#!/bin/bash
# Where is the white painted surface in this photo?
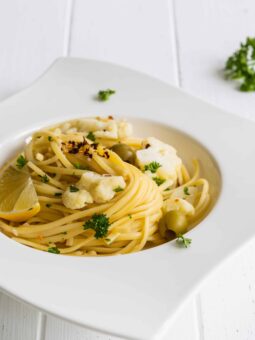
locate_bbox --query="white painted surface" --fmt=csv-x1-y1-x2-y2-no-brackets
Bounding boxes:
0,0,254,339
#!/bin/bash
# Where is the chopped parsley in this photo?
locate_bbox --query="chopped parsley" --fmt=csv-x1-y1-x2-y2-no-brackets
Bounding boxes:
144,161,161,174
69,185,79,192
152,177,166,186
113,186,124,192
46,203,51,208
54,192,62,197
16,155,27,169
176,234,192,248
39,174,49,183
86,131,96,142
225,37,255,91
62,231,67,235
128,214,132,219
48,136,53,142
74,163,87,170
83,213,110,239
48,247,60,254
97,89,116,101
184,186,190,195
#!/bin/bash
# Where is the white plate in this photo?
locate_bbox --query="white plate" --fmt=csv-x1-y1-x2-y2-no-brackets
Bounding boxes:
0,58,254,340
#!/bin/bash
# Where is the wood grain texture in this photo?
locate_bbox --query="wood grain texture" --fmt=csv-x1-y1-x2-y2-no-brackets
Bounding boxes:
69,0,178,84
174,0,255,120
0,293,38,340
0,0,68,100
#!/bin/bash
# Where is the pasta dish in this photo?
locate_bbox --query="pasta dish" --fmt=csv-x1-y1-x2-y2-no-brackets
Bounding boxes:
0,116,210,256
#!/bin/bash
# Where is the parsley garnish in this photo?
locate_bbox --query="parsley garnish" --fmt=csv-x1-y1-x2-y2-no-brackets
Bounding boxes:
152,177,165,186
184,186,190,195
225,37,255,91
144,161,161,173
113,186,124,192
74,163,87,170
176,234,192,248
48,247,60,254
83,213,110,239
16,155,27,169
69,185,79,192
86,131,96,141
97,89,116,101
48,136,53,141
39,175,49,183
46,203,51,208
128,214,132,219
54,192,62,197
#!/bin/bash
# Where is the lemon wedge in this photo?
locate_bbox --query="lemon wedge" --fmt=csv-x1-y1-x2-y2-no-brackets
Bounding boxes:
0,164,40,222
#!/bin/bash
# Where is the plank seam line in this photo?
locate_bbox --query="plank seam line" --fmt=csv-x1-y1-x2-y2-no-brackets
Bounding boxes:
63,0,74,56
36,312,47,340
169,0,182,87
195,294,205,340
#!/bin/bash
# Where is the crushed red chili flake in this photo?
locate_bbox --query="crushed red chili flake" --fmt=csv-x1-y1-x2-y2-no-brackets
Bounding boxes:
145,144,151,149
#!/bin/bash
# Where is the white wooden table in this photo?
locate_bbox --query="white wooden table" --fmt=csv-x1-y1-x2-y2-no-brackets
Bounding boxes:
1,1,255,339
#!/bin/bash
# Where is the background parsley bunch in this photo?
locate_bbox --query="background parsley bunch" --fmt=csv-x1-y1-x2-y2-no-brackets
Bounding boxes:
225,37,255,92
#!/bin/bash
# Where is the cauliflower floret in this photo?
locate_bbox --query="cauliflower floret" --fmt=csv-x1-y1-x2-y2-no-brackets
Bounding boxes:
62,188,93,210
163,197,195,216
170,186,198,205
35,152,44,161
118,121,133,138
78,118,118,139
136,137,182,181
78,172,126,203
78,171,103,191
92,176,126,203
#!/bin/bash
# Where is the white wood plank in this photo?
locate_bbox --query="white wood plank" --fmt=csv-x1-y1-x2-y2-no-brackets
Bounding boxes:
45,315,122,340
0,0,68,100
69,0,178,84
199,243,255,340
0,292,38,340
173,0,255,121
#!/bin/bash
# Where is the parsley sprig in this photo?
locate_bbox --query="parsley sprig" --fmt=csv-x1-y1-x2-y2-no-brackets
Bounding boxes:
113,186,124,192
69,185,79,192
16,155,27,169
86,131,96,142
39,175,49,183
144,161,161,174
152,177,165,186
84,213,110,239
48,247,60,254
225,37,255,91
98,89,116,101
176,234,192,248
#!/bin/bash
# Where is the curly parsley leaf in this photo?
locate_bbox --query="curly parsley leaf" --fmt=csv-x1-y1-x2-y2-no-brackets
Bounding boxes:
16,155,27,169
86,131,96,142
83,213,110,239
69,185,79,192
144,161,161,174
184,186,190,195
176,234,192,248
48,247,60,254
97,89,116,101
152,177,166,186
113,186,124,192
225,37,255,91
39,175,49,183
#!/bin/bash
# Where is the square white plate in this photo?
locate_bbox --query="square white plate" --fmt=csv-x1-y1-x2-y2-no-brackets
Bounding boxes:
0,58,255,340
